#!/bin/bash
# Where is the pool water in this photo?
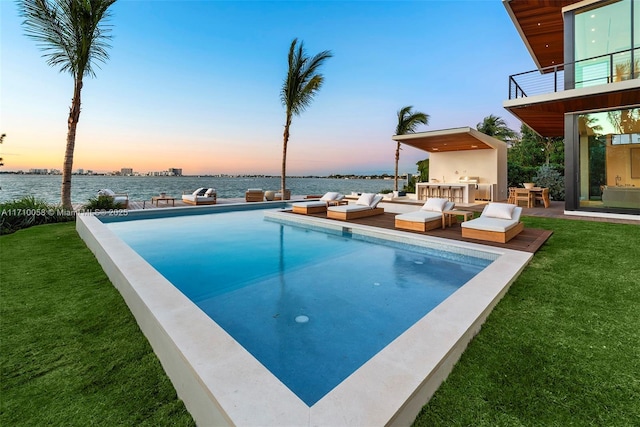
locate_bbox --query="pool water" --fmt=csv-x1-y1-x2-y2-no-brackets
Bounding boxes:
105,209,492,406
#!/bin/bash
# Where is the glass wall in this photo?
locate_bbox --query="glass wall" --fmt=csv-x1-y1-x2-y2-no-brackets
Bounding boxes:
574,0,636,87
578,108,640,210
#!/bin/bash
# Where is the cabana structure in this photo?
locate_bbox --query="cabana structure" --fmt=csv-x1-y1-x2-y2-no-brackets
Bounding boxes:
393,127,508,204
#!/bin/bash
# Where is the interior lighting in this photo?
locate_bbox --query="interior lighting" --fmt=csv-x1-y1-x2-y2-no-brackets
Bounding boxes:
591,14,596,18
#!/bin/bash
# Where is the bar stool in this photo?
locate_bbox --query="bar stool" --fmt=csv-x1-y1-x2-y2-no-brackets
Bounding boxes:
439,185,451,201
428,185,440,199
450,186,463,203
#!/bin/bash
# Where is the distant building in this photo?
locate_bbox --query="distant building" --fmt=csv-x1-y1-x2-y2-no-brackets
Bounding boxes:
76,168,84,175
29,168,48,174
121,168,133,176
168,168,182,176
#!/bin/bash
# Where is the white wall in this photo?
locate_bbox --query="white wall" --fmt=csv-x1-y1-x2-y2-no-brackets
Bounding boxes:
428,148,508,201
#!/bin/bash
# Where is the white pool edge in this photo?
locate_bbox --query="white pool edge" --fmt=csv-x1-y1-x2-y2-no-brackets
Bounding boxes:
77,208,533,427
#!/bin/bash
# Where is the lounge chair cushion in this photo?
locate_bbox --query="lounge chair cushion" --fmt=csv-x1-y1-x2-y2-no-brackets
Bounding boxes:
328,204,372,214
204,188,216,197
483,202,516,220
460,216,519,233
292,200,326,208
395,210,442,223
192,187,206,196
356,193,376,207
370,195,384,208
98,188,116,197
320,192,340,201
421,198,448,212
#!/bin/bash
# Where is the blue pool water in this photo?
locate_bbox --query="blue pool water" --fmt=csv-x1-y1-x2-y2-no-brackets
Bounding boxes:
105,209,492,406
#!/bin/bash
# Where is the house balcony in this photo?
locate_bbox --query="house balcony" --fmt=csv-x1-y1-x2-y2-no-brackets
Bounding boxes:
504,47,640,137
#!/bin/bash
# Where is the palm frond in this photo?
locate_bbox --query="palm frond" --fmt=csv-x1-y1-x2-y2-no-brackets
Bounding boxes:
281,39,332,117
396,105,429,135
19,0,116,78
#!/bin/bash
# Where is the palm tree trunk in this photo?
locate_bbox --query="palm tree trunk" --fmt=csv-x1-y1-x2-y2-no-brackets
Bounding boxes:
281,112,292,200
61,78,83,210
394,142,400,192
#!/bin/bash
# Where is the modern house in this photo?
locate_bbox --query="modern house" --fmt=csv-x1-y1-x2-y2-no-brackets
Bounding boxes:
503,0,639,217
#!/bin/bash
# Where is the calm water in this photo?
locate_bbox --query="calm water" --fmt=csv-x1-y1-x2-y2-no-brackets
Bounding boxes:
105,208,490,406
0,175,405,205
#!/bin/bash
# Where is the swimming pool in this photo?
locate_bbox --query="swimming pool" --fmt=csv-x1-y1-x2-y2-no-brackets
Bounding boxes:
104,209,492,406
78,202,533,426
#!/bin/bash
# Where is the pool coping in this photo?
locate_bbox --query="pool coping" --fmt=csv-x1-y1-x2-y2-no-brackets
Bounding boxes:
76,203,533,426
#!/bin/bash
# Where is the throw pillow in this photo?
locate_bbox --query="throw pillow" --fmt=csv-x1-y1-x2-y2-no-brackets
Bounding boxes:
483,203,515,220
421,198,448,212
356,193,376,206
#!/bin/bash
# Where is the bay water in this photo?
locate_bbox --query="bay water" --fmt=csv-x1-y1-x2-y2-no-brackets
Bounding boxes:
0,174,405,205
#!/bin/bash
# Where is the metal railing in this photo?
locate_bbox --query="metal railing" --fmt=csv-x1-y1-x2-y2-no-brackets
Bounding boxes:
508,47,639,100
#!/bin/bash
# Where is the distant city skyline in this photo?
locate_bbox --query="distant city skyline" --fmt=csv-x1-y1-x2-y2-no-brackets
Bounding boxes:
1,1,532,176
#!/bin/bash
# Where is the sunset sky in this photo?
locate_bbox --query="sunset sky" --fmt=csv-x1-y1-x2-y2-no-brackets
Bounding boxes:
1,0,534,176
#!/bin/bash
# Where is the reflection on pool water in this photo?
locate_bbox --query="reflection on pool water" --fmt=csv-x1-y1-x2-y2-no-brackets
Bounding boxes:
105,209,492,406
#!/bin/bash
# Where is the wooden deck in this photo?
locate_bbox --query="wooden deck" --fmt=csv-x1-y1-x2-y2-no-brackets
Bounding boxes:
297,211,553,254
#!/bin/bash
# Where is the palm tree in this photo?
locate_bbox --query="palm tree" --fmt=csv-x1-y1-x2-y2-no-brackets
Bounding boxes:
476,114,517,143
394,106,429,191
280,38,332,199
19,0,116,210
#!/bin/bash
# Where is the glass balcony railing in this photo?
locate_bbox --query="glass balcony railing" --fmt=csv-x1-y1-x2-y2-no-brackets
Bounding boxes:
508,47,639,100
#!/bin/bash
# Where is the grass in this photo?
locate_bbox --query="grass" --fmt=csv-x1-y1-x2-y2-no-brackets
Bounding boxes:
413,216,640,426
0,223,195,426
1,218,638,426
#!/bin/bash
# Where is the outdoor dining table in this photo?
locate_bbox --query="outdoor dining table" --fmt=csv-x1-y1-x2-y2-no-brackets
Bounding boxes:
515,187,548,208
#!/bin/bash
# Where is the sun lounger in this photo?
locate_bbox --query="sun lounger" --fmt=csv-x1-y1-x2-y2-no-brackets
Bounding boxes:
182,188,217,205
461,202,523,243
327,193,384,220
395,198,454,232
97,188,129,208
292,192,345,214
245,189,264,202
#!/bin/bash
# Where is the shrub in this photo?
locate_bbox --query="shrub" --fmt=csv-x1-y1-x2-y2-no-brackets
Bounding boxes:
0,196,75,235
508,162,537,188
83,195,125,211
533,164,565,201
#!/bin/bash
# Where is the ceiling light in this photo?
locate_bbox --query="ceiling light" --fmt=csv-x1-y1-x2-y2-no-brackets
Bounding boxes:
545,44,549,48
591,28,596,32
591,14,596,18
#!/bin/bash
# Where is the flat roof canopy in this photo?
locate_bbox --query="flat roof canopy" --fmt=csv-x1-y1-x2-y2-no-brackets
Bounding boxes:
392,127,506,153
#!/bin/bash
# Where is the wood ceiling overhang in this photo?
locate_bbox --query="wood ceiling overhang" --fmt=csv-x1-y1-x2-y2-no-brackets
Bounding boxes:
506,84,640,137
503,0,580,70
393,127,505,153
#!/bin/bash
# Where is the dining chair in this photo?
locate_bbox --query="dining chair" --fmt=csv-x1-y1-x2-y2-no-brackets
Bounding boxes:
514,188,532,208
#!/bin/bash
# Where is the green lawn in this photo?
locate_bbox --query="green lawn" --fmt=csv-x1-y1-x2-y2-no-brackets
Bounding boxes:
1,218,639,426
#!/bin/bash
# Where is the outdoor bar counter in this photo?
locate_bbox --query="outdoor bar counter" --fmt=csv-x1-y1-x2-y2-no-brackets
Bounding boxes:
415,182,476,204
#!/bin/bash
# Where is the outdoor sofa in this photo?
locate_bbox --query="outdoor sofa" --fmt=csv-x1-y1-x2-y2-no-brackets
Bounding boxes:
394,198,454,232
182,188,217,205
245,189,264,202
326,193,384,220
460,202,523,243
97,188,129,208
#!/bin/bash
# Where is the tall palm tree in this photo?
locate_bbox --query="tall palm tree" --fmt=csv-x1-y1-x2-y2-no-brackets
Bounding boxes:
394,106,429,191
280,38,332,199
476,114,517,143
19,0,117,209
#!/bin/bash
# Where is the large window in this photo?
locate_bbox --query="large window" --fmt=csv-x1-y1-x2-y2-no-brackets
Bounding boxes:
574,0,636,87
578,108,640,210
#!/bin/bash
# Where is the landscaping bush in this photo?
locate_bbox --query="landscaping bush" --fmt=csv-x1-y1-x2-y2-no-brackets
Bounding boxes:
0,196,74,235
534,164,565,201
83,195,125,211
507,162,537,188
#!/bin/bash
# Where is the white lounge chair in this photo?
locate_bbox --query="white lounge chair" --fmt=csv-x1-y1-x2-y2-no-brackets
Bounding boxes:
182,188,217,205
291,192,345,214
395,198,454,232
97,188,129,208
461,202,523,243
327,193,384,220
